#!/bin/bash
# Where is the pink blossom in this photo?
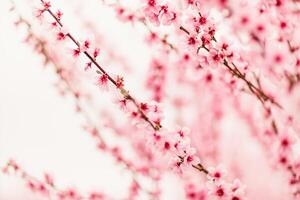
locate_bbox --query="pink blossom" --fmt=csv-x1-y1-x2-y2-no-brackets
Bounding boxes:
72,48,81,57
207,181,228,199
183,147,200,166
56,31,66,40
229,179,246,200
85,62,92,71
207,165,227,182
143,5,161,26
81,40,91,51
93,48,100,59
208,48,224,67
56,10,63,20
115,75,124,89
97,74,109,90
159,5,177,25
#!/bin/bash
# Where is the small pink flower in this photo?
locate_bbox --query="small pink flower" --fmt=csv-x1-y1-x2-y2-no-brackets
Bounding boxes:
208,49,223,67
36,9,46,18
51,21,58,28
164,140,171,149
27,181,36,191
37,1,51,17
56,31,66,40
4,160,19,173
185,183,208,200
217,38,234,59
278,153,290,166
81,40,90,51
130,110,141,125
182,33,200,53
43,1,51,10
278,132,295,153
115,7,135,22
207,165,227,181
116,76,124,89
140,102,149,112
183,147,200,166
72,48,81,57
159,5,177,25
174,136,192,155
199,15,208,26
207,181,228,199
160,11,176,25
118,98,128,110
97,74,109,90
168,156,183,174
182,0,196,8
85,62,92,71
143,6,161,26
152,132,162,143
145,32,158,45
205,25,216,38
44,173,54,186
93,48,100,59
142,0,157,7
189,12,210,33
149,130,175,154
56,10,63,20
200,33,212,47
229,180,246,200
177,127,190,138
115,7,127,22
89,192,104,200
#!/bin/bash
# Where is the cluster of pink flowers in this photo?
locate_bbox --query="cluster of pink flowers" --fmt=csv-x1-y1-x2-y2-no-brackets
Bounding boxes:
206,166,246,200
141,0,177,26
109,0,300,197
3,0,300,199
31,2,248,200
2,160,106,200
8,9,162,199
